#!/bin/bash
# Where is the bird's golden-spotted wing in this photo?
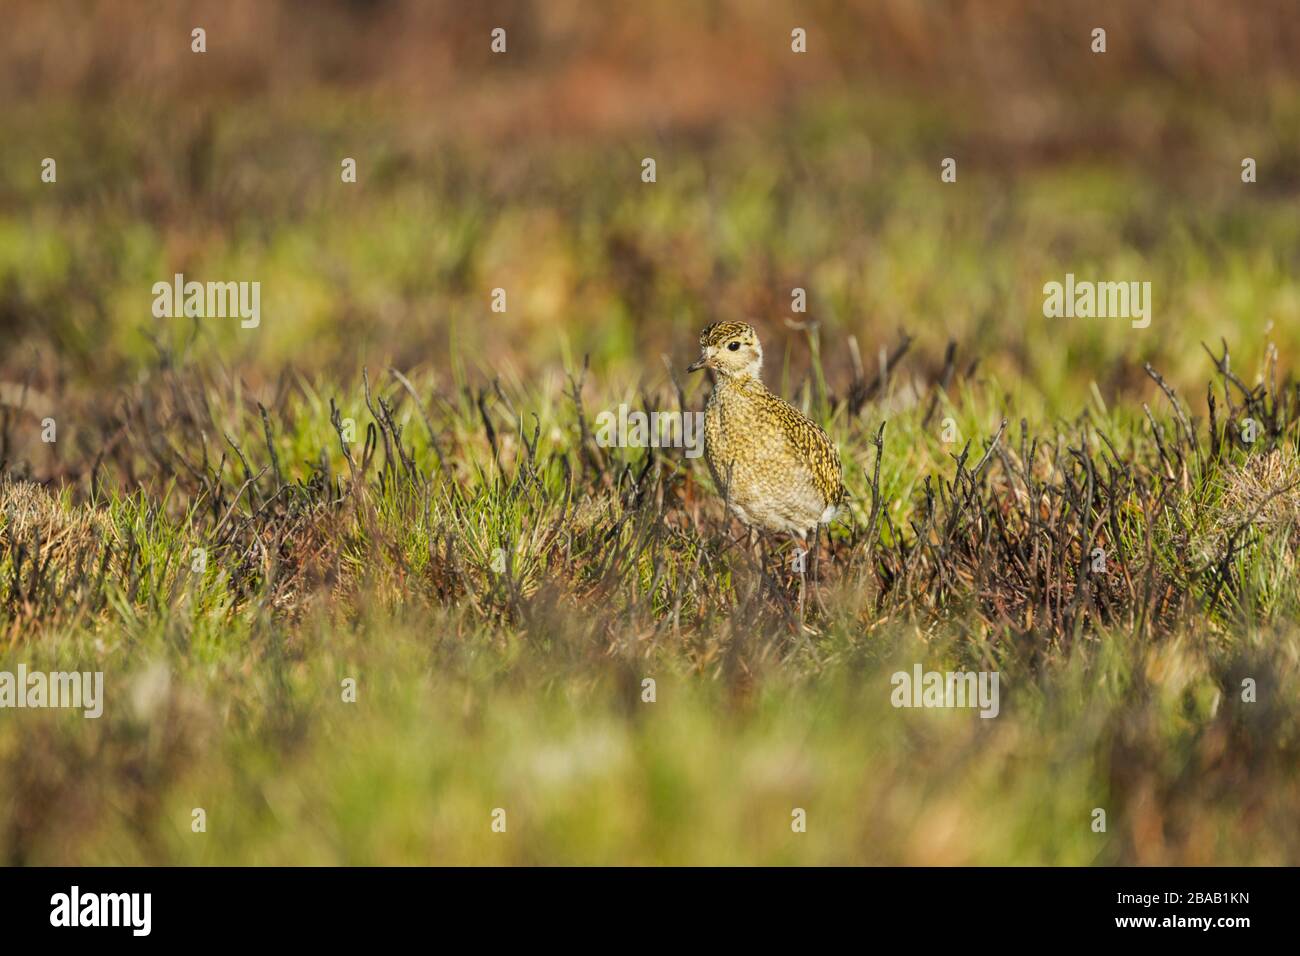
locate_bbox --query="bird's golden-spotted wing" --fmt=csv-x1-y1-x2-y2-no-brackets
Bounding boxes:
767,390,846,508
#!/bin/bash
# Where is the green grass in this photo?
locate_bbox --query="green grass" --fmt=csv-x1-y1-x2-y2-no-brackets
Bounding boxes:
2,89,1300,865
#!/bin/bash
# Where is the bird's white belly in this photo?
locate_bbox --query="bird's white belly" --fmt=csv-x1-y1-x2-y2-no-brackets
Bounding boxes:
728,486,827,536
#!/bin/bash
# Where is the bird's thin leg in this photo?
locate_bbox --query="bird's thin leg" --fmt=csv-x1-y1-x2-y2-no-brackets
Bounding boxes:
793,532,807,626
753,531,763,600
738,528,759,600
810,524,829,615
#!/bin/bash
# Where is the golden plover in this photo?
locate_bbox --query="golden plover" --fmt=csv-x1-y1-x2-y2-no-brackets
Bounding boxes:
688,322,845,542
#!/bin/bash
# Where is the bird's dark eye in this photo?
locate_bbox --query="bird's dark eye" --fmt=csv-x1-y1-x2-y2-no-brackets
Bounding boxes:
727,341,741,351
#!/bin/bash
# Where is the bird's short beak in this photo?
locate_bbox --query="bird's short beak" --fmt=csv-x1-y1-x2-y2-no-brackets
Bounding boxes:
687,351,709,373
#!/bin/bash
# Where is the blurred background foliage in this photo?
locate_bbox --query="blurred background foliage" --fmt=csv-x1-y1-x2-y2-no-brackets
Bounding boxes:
1,0,1298,409
2,1,1300,866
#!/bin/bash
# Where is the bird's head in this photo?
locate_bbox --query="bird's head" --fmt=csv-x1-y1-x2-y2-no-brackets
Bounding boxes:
688,321,762,379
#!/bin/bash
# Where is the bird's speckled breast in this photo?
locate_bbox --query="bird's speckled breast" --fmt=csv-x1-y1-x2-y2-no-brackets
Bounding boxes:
702,376,844,535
